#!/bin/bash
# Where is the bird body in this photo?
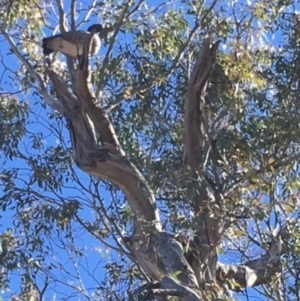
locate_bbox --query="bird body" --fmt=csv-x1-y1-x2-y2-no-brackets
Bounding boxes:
42,24,103,58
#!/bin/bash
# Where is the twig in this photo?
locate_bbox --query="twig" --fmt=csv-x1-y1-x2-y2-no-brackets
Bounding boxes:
0,30,63,113
95,0,133,98
77,0,97,28
104,20,202,112
200,0,218,27
55,0,76,88
126,0,144,19
55,0,67,33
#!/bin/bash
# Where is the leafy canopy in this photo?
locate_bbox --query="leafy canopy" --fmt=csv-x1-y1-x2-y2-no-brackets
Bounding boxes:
0,0,300,300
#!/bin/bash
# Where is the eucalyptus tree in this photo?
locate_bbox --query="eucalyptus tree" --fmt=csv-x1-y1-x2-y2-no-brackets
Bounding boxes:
0,0,300,300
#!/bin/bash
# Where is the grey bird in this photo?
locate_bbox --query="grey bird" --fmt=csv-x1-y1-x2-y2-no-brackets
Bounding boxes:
42,24,111,58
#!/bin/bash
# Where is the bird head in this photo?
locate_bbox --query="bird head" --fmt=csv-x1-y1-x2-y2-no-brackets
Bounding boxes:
87,24,103,33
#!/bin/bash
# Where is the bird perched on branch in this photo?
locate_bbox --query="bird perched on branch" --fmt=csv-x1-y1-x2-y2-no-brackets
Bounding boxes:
42,24,112,58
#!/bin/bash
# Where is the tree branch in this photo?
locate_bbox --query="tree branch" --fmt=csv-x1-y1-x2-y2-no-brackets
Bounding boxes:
216,225,288,290
46,64,160,227
183,38,220,167
182,39,224,294
45,31,205,301
104,20,201,112
132,276,203,301
95,0,132,98
0,30,63,113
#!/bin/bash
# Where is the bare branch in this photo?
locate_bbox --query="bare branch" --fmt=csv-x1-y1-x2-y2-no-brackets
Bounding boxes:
0,30,63,113
181,39,224,291
183,38,220,166
55,0,67,33
127,0,145,19
55,0,76,87
45,47,161,229
132,277,203,301
200,0,218,27
77,0,97,28
70,0,76,31
42,37,211,300
217,225,289,290
95,0,132,98
159,276,202,301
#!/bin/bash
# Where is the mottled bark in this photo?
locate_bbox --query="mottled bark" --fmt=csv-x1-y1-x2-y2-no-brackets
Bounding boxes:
183,39,223,295
45,38,202,300
43,37,285,301
182,39,284,298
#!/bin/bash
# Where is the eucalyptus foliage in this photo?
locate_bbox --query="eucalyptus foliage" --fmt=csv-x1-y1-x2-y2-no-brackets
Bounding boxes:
0,0,300,300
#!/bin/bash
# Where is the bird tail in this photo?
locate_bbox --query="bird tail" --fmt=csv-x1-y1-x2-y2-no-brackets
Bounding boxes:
42,38,54,56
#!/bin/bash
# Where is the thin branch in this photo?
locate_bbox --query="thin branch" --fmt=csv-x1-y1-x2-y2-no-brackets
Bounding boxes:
70,0,76,31
200,0,218,27
55,0,67,33
74,213,127,255
93,184,131,255
127,0,144,17
104,21,202,112
0,30,63,113
183,38,219,166
73,210,151,284
136,1,170,19
95,0,132,98
55,0,76,87
77,0,97,28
